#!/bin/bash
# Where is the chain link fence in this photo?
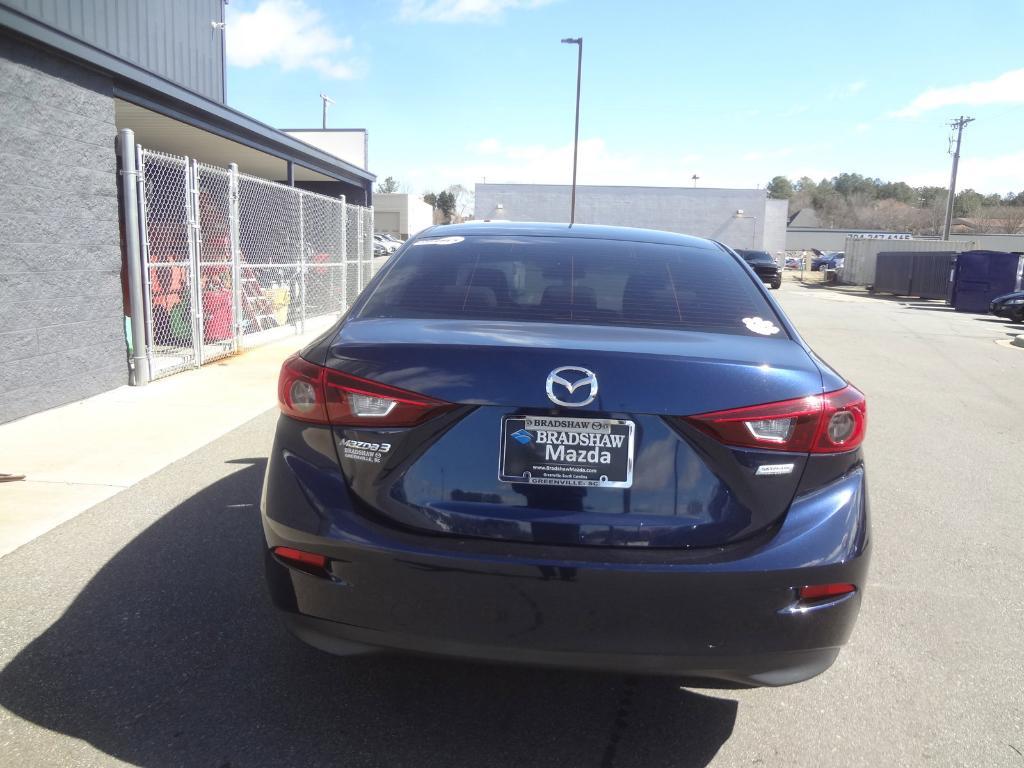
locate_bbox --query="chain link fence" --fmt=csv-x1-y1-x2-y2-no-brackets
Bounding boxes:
137,147,374,380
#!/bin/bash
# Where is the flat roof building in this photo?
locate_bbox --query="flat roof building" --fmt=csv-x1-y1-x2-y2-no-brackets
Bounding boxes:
475,183,788,255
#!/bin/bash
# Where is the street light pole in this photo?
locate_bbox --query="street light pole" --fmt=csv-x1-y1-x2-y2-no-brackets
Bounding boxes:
320,93,335,129
561,37,582,225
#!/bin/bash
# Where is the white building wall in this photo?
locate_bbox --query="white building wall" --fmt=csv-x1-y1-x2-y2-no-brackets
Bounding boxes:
284,130,367,169
474,183,782,252
374,193,434,238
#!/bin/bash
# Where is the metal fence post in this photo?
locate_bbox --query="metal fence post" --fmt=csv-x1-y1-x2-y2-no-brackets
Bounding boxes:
228,163,242,352
136,145,156,378
185,158,203,367
357,207,364,293
341,198,348,306
366,206,374,289
118,129,151,385
298,190,306,334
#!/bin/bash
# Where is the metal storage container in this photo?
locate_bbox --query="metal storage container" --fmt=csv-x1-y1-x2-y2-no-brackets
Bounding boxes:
949,250,1024,313
873,251,955,299
841,238,973,287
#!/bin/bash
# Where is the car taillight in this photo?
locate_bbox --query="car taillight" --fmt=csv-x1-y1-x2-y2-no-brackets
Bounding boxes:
277,353,453,427
322,369,454,426
685,385,866,454
278,354,330,424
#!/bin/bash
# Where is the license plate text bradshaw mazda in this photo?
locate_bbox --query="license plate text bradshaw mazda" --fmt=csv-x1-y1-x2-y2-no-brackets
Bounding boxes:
499,416,635,488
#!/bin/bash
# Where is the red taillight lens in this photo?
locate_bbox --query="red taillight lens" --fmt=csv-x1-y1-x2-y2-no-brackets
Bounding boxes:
813,385,867,453
277,354,453,427
798,583,856,601
278,354,329,424
685,385,866,454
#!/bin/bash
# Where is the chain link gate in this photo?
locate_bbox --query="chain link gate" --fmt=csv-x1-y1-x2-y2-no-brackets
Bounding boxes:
136,147,374,380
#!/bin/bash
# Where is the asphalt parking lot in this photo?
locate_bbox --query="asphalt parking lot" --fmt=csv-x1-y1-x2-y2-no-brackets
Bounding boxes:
1,279,1021,768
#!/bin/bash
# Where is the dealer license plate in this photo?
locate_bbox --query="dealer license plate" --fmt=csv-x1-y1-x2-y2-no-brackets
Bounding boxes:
499,415,635,488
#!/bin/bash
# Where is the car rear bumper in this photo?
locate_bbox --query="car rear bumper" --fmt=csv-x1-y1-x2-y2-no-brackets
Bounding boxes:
262,446,870,686
282,611,844,687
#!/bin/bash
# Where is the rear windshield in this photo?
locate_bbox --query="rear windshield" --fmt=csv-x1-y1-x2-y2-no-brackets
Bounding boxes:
358,235,785,337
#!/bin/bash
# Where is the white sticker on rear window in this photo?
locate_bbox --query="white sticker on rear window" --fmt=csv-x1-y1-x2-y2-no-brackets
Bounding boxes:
742,316,780,335
418,236,464,245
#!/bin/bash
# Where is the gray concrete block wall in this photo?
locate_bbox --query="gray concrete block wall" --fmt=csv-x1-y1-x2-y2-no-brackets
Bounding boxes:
0,34,126,424
474,183,783,252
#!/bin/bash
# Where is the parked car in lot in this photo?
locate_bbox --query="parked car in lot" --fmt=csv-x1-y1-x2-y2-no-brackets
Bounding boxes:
264,222,870,687
785,255,802,270
373,233,399,254
811,251,844,271
735,248,782,289
989,290,1024,323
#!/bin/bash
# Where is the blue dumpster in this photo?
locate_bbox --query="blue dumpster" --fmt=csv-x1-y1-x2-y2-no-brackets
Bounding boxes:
949,250,1024,313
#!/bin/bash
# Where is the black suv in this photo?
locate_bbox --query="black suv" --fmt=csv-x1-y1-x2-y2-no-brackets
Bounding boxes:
736,249,782,290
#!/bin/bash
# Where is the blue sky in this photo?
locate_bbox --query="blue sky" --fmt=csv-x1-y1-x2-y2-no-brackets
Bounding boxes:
225,0,1024,199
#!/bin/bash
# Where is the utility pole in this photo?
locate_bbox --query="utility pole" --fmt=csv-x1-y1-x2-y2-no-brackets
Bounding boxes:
561,37,583,225
942,115,974,240
320,93,335,129
691,174,700,188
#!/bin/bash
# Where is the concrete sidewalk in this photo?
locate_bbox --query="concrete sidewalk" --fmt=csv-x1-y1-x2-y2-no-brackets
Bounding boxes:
0,323,331,557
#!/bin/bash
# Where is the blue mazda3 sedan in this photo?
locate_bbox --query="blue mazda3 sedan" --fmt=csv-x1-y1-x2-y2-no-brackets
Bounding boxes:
262,222,869,686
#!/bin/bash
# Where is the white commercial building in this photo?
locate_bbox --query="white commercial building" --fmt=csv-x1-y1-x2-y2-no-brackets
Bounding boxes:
475,183,788,255
284,129,369,170
373,193,435,239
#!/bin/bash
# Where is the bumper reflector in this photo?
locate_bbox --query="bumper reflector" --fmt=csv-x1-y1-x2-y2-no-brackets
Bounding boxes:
798,583,856,601
273,546,328,572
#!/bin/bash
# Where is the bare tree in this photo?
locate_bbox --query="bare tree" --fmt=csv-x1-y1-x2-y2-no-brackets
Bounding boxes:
445,184,474,221
994,205,1024,234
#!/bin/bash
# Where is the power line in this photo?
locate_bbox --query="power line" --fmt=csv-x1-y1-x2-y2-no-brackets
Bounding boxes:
941,115,975,240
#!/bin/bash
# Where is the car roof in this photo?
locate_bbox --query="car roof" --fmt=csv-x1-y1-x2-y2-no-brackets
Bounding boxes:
417,221,719,250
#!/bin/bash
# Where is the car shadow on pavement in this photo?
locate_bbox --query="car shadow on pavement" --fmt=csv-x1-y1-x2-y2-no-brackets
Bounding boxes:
973,317,1024,331
0,459,738,768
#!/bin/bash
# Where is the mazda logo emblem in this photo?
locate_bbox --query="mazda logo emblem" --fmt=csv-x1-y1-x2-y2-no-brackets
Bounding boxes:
546,366,598,408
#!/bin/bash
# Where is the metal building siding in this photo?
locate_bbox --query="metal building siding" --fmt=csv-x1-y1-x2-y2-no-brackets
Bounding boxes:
873,251,955,299
3,0,225,102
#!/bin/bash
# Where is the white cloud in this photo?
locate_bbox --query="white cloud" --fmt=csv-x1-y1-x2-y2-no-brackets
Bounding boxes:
854,122,871,134
902,151,1024,192
399,0,554,23
847,81,866,94
226,0,359,79
892,68,1024,117
472,138,502,154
